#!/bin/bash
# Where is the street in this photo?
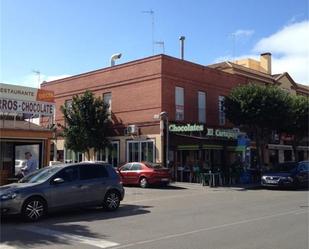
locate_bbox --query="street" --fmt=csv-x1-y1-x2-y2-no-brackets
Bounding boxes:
1,184,308,249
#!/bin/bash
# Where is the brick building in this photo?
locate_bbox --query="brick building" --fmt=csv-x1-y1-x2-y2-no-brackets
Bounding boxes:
42,54,250,182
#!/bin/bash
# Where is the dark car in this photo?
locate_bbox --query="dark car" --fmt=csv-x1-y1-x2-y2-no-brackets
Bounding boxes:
0,162,125,221
118,162,171,188
261,161,309,189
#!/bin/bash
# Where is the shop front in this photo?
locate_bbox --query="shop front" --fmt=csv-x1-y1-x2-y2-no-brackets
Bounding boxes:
0,83,55,185
168,123,248,184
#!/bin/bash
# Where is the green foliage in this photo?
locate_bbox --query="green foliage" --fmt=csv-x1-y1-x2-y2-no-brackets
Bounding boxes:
285,95,309,138
225,84,291,130
60,90,111,156
224,84,293,166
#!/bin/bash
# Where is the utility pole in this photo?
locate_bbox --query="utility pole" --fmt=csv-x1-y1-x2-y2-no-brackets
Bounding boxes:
142,9,155,55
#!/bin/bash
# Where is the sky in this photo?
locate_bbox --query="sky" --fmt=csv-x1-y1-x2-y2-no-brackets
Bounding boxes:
1,0,308,87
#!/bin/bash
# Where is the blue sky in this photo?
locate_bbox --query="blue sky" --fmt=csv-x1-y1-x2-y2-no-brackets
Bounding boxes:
1,0,308,87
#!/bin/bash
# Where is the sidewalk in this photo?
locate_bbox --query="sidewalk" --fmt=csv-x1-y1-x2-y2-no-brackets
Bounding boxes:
171,181,262,191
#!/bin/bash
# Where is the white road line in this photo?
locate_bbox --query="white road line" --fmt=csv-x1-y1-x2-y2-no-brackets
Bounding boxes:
111,209,308,249
0,244,19,249
18,226,119,249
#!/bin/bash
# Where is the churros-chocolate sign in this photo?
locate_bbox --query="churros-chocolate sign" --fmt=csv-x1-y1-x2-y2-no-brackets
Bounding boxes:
0,83,55,116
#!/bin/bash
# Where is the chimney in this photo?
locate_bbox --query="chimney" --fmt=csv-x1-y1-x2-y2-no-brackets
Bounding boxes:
179,36,185,60
260,52,272,74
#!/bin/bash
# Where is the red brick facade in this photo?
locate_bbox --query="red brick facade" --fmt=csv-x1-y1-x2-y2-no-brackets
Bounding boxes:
42,55,247,129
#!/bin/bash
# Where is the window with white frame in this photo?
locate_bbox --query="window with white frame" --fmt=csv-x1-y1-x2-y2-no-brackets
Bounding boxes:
95,141,119,167
175,86,184,121
65,99,72,110
127,140,155,162
198,91,206,123
103,92,112,116
218,96,225,125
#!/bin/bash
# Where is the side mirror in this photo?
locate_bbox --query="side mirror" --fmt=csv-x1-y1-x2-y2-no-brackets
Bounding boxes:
53,177,64,184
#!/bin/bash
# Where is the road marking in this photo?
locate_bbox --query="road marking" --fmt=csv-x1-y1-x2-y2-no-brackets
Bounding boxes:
112,209,308,249
0,244,19,249
18,226,119,249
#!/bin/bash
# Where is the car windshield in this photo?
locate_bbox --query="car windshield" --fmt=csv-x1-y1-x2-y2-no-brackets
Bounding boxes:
145,162,163,168
19,166,61,183
272,163,296,173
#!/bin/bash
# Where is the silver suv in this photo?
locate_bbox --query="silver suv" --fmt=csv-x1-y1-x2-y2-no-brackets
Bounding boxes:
0,162,125,221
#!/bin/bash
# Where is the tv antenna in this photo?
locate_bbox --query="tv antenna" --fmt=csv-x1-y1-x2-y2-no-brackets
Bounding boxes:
142,9,155,55
155,41,165,54
32,70,41,88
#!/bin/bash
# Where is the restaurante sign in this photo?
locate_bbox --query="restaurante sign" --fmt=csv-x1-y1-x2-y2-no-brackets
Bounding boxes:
0,83,55,116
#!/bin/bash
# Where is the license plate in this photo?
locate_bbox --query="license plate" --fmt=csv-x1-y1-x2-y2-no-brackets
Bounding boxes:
161,178,169,182
266,180,278,184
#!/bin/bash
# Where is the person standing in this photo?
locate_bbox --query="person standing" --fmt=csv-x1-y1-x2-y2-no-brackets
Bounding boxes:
21,152,38,176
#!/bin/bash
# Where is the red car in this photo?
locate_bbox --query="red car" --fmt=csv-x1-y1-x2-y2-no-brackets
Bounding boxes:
118,162,171,188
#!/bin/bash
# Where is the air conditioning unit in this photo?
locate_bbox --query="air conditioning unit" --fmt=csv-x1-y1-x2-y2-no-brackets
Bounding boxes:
127,125,138,135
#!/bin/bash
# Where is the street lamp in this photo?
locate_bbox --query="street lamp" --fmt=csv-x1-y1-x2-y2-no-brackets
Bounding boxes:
154,111,169,167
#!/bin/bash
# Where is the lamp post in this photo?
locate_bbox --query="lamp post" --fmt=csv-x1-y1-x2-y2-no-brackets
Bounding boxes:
154,111,169,167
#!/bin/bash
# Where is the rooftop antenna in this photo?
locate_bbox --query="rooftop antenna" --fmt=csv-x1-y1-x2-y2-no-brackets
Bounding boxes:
142,9,155,55
155,41,165,54
32,70,41,88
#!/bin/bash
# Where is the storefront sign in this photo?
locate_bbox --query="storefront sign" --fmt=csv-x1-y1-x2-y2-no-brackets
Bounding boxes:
0,83,55,116
169,124,204,132
206,128,239,139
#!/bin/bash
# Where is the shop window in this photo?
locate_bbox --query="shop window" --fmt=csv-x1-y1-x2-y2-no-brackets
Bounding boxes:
127,140,155,163
218,96,225,125
175,86,184,121
198,91,206,123
64,149,84,163
103,92,112,117
284,150,292,162
95,141,119,167
65,99,72,110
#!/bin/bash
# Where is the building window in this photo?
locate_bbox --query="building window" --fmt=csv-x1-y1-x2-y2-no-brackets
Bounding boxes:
95,141,119,167
218,96,225,125
64,149,84,163
175,86,184,121
127,140,155,163
65,99,72,110
198,91,206,123
103,92,112,116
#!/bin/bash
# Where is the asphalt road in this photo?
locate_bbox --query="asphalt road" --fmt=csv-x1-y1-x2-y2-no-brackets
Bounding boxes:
1,183,308,249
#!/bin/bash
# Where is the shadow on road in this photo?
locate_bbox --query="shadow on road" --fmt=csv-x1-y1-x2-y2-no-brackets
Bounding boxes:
0,204,152,248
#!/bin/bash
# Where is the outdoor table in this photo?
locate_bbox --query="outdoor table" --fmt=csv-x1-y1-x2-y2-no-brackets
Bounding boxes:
201,173,222,187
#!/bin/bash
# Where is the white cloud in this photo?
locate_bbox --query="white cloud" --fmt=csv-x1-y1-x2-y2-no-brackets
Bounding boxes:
253,21,309,56
254,20,309,84
216,20,309,85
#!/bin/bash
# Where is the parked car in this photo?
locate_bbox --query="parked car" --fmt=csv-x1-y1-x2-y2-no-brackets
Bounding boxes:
15,159,27,176
118,162,171,188
0,162,124,221
261,161,309,189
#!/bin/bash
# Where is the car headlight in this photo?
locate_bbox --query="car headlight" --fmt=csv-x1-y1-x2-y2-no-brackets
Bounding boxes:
261,176,267,180
0,192,17,201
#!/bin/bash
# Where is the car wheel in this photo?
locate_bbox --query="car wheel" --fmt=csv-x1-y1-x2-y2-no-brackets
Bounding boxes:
103,190,120,211
139,177,148,188
22,197,47,222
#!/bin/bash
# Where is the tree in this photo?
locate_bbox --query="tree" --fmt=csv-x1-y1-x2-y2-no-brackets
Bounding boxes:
60,90,111,159
224,84,291,167
282,95,309,162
